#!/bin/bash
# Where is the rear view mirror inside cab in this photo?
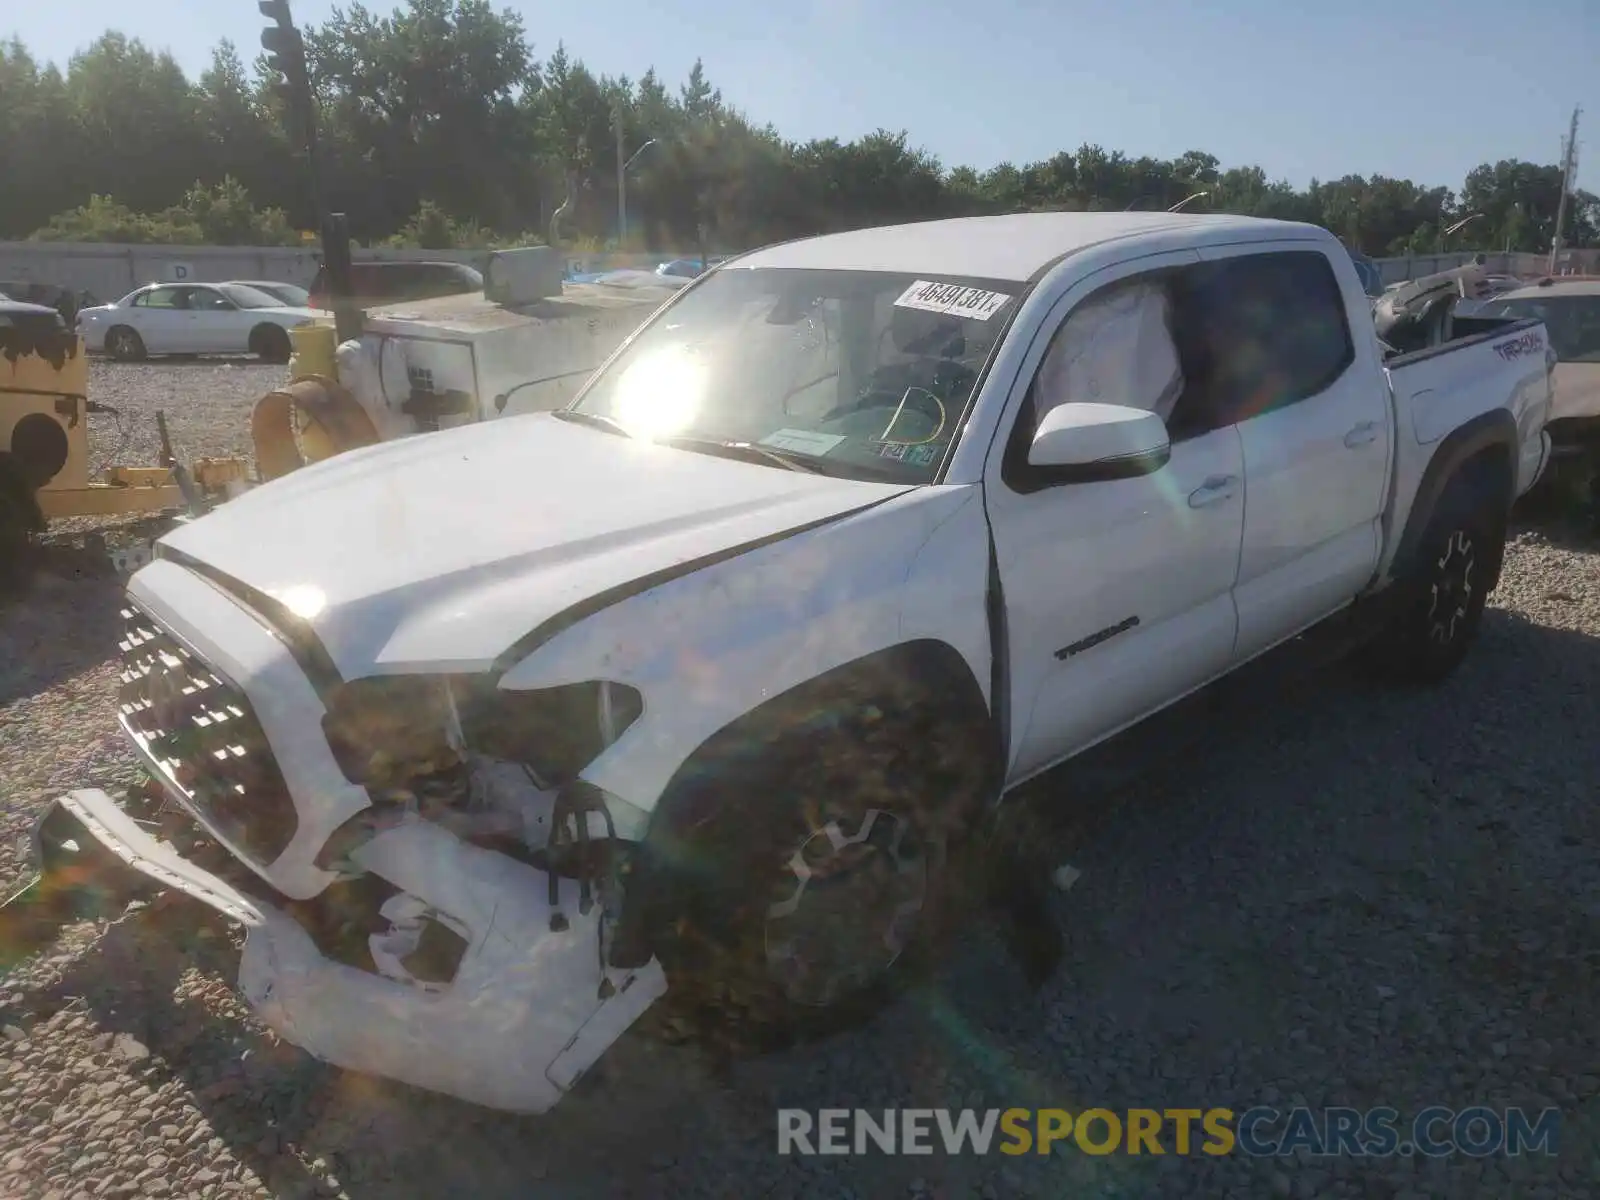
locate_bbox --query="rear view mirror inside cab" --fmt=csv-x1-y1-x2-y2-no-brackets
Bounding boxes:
1027,402,1171,479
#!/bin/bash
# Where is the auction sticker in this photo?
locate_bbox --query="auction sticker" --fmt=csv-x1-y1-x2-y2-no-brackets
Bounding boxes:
760,428,847,456
876,442,942,466
894,280,1013,321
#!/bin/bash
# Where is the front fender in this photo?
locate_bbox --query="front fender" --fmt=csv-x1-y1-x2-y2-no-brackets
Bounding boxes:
497,484,990,815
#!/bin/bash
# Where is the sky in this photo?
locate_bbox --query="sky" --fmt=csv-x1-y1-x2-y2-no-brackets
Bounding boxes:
8,0,1597,195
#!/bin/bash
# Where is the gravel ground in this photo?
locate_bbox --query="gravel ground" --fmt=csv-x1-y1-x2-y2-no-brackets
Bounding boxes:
2,360,1598,1198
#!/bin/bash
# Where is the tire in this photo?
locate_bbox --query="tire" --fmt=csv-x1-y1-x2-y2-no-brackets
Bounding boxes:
251,324,292,364
0,452,44,597
647,701,992,1052
1363,471,1506,684
105,326,146,362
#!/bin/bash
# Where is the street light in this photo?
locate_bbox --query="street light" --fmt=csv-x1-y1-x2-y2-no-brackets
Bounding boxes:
1442,212,1484,246
614,109,664,248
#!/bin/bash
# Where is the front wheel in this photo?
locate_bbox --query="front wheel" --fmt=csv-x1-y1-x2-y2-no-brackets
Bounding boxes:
648,707,990,1051
105,326,146,362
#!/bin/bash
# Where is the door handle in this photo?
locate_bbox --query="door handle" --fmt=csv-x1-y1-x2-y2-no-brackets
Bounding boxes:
1344,420,1381,448
1187,475,1238,509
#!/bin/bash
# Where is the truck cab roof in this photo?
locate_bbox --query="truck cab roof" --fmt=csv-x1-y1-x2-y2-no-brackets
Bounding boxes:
732,212,1327,282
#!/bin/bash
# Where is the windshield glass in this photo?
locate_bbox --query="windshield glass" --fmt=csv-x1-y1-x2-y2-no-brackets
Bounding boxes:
1488,295,1600,363
218,283,290,309
569,267,1022,481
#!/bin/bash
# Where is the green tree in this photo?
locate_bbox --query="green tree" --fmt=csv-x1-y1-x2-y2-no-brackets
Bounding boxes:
8,17,1595,259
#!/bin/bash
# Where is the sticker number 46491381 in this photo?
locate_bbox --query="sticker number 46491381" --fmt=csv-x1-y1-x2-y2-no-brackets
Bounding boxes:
894,280,1013,322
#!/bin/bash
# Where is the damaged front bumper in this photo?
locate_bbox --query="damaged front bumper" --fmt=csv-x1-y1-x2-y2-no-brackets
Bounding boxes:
33,788,666,1114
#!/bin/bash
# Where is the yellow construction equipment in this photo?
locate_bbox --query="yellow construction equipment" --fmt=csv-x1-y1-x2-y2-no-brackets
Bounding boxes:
1,299,247,568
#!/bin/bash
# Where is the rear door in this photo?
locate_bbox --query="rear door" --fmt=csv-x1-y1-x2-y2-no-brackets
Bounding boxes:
187,286,249,352
1189,243,1393,661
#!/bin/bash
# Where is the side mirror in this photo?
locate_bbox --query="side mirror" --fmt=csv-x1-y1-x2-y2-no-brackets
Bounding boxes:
1027,402,1171,480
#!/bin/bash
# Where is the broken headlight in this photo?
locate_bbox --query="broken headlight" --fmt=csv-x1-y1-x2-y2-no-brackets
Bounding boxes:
454,678,642,790
321,675,643,793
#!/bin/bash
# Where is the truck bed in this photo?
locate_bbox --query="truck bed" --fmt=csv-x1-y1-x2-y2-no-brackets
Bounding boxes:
1379,313,1552,581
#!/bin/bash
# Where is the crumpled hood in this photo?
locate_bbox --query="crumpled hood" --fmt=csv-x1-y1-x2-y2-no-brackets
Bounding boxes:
157,414,909,676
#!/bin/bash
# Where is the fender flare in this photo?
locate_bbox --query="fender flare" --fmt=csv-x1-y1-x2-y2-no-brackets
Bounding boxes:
1390,408,1517,587
250,375,379,482
608,639,1001,965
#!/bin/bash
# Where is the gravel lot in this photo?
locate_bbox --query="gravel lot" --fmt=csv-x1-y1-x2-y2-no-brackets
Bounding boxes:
2,358,1598,1198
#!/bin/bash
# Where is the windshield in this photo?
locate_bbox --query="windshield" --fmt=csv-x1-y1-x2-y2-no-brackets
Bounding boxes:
218,283,291,309
1488,296,1600,363
569,267,1022,482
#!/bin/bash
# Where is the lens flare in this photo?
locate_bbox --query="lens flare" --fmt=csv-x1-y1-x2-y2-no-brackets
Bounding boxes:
612,344,707,440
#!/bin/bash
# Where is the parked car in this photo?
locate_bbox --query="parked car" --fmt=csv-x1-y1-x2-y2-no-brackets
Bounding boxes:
76,283,321,362
43,212,1551,1116
1477,278,1600,467
308,261,483,311
227,279,315,309
655,258,706,279
0,279,88,327
1343,248,1384,297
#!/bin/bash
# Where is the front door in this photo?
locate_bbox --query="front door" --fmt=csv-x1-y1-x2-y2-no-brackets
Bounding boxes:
985,251,1247,783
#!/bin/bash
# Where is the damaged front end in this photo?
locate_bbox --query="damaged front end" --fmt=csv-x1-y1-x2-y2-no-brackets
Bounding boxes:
46,566,670,1114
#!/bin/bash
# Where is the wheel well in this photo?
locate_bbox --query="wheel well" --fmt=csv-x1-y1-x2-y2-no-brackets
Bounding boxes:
250,323,287,350
1392,412,1516,585
609,640,1000,962
655,639,997,830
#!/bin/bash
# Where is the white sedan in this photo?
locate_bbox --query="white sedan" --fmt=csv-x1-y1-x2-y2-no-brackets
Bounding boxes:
77,282,323,363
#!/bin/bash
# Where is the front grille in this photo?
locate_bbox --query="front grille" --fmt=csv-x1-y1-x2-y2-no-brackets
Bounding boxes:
117,605,299,866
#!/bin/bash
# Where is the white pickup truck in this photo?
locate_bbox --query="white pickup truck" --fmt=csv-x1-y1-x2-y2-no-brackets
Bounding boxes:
43,212,1553,1115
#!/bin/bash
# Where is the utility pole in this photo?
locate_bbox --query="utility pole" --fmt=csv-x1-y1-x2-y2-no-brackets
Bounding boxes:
258,0,361,341
615,106,627,251
1549,105,1581,276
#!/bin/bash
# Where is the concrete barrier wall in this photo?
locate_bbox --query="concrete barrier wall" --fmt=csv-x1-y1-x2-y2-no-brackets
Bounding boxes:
5,240,1594,304
1375,248,1600,285
0,243,681,302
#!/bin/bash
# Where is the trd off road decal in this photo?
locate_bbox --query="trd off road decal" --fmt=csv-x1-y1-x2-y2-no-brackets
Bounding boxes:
1491,330,1544,361
1055,615,1141,660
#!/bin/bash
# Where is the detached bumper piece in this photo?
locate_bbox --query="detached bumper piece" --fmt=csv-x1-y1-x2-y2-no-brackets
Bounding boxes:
0,800,161,973
16,790,667,1114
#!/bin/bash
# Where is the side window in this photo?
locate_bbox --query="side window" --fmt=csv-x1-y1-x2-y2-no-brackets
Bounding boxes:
1021,274,1186,438
1166,250,1354,437
141,288,180,309
192,288,231,310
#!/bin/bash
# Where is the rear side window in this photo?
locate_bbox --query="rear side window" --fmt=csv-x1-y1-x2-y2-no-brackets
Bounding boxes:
1167,250,1355,436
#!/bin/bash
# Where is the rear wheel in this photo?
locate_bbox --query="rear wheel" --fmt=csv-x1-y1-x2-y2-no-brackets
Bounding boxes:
0,452,44,596
1362,471,1505,684
105,326,146,362
251,324,292,364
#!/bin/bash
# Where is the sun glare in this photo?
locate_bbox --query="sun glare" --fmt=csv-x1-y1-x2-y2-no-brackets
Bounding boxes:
612,344,707,440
